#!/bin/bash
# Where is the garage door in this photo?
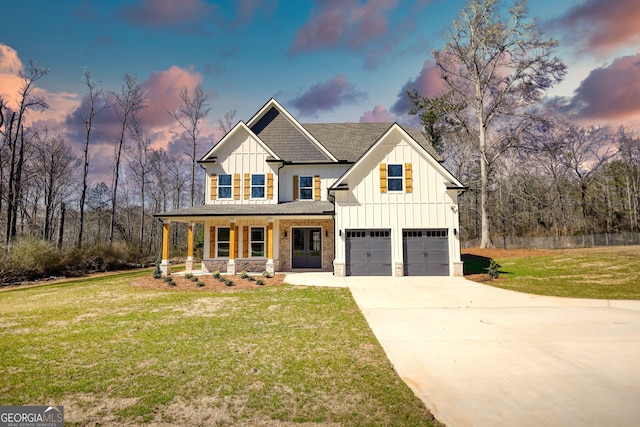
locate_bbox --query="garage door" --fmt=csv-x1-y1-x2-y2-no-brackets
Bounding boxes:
346,230,391,276
403,229,449,276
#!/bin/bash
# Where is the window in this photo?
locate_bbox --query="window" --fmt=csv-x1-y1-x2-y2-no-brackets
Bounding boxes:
250,227,265,257
299,176,313,200
251,174,265,198
217,227,230,257
387,164,403,191
218,174,232,199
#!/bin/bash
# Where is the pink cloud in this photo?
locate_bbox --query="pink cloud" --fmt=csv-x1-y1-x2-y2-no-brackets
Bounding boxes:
291,0,396,54
118,0,216,30
570,53,640,125
0,43,22,74
290,74,365,116
391,60,447,115
360,105,394,123
550,0,640,56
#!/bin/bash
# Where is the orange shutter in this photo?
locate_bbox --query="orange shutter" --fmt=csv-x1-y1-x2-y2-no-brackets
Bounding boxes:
267,173,273,199
233,174,240,200
244,173,250,199
209,226,215,258
210,174,217,200
379,163,387,193
242,226,249,258
405,163,413,193
293,175,299,201
314,175,321,201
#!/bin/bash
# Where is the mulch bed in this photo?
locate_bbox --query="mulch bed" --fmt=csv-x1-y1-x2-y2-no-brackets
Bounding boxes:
131,273,286,291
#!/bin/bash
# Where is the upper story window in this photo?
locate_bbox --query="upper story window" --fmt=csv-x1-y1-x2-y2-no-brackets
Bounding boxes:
218,174,232,199
299,176,313,200
217,227,230,257
387,164,403,191
251,174,265,198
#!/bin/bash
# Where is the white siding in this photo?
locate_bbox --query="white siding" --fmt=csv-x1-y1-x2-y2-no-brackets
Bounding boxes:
333,129,461,276
204,131,278,205
279,164,349,202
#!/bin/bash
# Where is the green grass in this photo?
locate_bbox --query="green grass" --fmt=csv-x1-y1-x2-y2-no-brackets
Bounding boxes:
489,246,640,299
0,270,439,426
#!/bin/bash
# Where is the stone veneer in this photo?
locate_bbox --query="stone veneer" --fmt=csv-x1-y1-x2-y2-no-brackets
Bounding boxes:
278,219,334,272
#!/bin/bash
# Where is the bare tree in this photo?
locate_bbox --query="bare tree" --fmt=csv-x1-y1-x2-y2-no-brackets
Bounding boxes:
77,69,107,248
109,73,146,246
32,130,80,241
1,61,49,245
433,0,566,247
218,109,237,134
169,84,211,207
126,120,154,253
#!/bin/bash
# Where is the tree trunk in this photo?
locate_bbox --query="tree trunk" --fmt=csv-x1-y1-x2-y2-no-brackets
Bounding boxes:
57,202,66,250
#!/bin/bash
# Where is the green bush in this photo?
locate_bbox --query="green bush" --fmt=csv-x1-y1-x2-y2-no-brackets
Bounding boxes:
1,238,63,281
262,271,271,278
487,259,500,279
212,270,221,279
256,279,264,286
239,271,249,279
196,281,205,287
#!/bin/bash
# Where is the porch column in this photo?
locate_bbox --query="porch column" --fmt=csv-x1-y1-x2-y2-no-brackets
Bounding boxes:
186,222,194,274
161,220,171,276
227,219,236,275
266,218,275,274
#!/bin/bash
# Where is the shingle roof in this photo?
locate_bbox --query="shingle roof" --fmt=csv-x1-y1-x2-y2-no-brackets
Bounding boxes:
251,107,331,162
156,201,335,218
303,123,442,162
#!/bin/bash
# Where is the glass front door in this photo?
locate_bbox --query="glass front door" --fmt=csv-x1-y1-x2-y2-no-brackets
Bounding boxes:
292,228,322,268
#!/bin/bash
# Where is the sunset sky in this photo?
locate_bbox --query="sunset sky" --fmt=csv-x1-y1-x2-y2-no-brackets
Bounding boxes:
1,0,639,179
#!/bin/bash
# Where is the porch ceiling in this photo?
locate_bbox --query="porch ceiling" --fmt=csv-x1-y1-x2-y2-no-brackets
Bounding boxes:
155,200,335,220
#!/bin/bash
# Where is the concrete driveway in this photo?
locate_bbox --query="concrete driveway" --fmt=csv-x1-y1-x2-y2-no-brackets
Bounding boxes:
285,273,640,427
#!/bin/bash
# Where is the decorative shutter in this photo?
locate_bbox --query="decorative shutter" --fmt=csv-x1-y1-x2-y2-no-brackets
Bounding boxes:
314,175,321,201
379,163,387,193
235,225,239,258
210,174,217,200
293,175,299,201
244,174,250,199
405,163,413,193
267,173,273,199
243,226,249,258
233,174,240,200
209,226,215,258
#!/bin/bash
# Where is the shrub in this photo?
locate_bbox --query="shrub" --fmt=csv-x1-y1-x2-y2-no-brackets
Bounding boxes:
196,281,205,287
189,276,199,282
2,238,63,282
185,273,193,279
163,276,176,286
256,279,264,286
240,271,249,279
487,259,500,279
224,279,234,286
262,271,271,278
212,270,221,279
247,276,256,282
153,257,163,279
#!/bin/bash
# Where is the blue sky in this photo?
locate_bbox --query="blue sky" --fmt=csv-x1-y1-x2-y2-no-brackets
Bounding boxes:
1,0,639,176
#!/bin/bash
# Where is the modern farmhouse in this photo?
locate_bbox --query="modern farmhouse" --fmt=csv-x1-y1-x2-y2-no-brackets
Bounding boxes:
156,98,465,277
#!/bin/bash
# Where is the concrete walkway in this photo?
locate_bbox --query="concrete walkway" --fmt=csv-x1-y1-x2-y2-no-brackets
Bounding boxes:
285,273,640,427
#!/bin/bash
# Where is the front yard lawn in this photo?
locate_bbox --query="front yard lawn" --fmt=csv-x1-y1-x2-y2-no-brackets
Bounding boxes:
0,270,439,426
462,246,640,299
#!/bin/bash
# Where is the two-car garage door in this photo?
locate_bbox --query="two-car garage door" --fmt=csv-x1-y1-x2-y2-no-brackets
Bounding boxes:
345,228,449,276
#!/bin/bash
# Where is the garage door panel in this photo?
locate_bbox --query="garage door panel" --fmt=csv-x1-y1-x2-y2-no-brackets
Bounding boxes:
346,230,391,276
403,229,449,276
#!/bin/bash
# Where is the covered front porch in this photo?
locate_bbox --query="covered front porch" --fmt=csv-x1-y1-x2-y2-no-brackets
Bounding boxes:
158,215,335,277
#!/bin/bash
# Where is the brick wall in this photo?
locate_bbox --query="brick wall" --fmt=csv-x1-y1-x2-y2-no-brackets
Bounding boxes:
278,219,334,272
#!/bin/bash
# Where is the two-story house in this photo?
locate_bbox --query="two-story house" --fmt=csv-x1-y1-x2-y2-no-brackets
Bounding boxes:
155,98,465,277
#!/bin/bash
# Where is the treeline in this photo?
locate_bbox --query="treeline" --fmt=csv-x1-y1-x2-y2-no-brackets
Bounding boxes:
1,63,219,277
450,122,640,242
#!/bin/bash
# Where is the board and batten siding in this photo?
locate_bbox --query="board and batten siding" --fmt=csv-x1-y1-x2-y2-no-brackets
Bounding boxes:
205,131,278,205
333,134,462,276
279,164,349,202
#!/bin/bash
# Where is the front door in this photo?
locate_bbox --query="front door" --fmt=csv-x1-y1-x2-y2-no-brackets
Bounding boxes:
292,228,322,268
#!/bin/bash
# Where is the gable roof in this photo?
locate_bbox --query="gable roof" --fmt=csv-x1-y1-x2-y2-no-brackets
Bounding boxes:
247,99,338,163
330,123,463,190
199,120,280,162
302,123,442,163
